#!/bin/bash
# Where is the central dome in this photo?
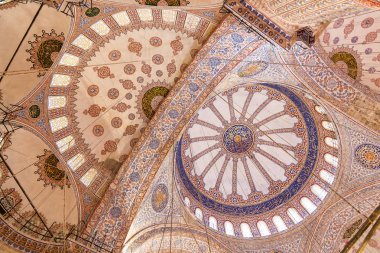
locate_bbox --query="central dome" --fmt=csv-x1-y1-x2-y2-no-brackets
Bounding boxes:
223,125,254,154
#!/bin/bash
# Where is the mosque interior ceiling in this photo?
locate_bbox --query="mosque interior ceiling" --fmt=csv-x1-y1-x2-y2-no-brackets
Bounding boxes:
0,0,379,252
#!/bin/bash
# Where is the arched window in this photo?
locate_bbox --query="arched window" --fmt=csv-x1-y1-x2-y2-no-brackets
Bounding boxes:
322,121,335,131
224,221,235,236
324,153,338,167
48,96,67,109
240,223,253,238
287,208,303,224
315,105,326,114
319,169,335,184
56,135,75,153
311,184,328,200
209,216,218,230
325,137,338,149
257,221,271,236
195,208,203,221
184,197,190,207
272,216,287,232
49,116,69,133
300,197,317,214
80,168,98,187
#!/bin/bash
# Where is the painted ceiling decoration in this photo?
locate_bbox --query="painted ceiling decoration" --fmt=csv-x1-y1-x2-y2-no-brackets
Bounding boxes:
0,1,379,253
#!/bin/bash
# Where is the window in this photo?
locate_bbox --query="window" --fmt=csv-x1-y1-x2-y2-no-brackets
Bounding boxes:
56,135,75,153
48,96,67,110
72,34,93,50
51,74,70,87
80,168,98,187
324,153,338,167
90,20,110,36
319,169,335,184
209,216,218,230
224,221,235,236
272,216,287,232
257,221,271,236
184,197,190,207
195,208,203,221
59,53,79,66
300,197,317,214
49,116,68,133
322,121,335,131
240,223,253,238
325,137,338,149
67,154,85,171
287,208,303,224
311,184,328,200
315,105,326,114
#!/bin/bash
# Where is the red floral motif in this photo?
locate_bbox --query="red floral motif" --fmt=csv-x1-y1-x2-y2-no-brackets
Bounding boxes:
333,18,344,29
167,59,176,77
108,50,121,61
93,125,104,137
323,32,330,45
101,140,118,155
361,17,374,28
130,138,139,148
87,85,99,96
141,61,152,77
124,64,136,75
114,102,130,112
344,20,355,39
156,70,163,77
128,38,142,56
111,117,123,128
137,76,144,83
371,78,380,87
124,124,139,136
149,36,162,47
128,113,136,120
119,79,136,90
365,31,378,43
170,36,183,55
83,104,106,117
107,88,120,99
93,66,114,79
152,54,164,65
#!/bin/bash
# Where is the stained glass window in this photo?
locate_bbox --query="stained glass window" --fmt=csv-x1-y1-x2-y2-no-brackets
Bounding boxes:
67,153,85,171
51,74,70,87
209,216,218,230
91,20,110,36
72,34,93,50
225,221,235,236
112,12,131,26
80,168,98,186
49,116,68,133
59,53,79,66
48,96,66,109
56,135,75,153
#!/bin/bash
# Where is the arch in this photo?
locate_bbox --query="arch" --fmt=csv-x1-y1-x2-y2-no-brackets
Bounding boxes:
320,169,335,184
324,153,339,167
240,223,253,238
287,208,303,224
224,221,235,236
300,197,317,214
272,215,287,232
209,216,218,230
325,137,339,148
322,121,335,131
257,221,271,236
311,184,328,200
195,208,203,221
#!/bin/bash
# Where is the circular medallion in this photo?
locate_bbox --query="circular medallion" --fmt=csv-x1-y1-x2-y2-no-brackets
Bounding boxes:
85,7,100,17
29,105,40,118
151,184,169,213
223,125,254,154
137,82,170,121
355,144,380,170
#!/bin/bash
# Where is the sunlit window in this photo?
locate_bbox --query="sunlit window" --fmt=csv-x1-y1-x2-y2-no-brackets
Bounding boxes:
51,74,70,87
195,208,203,221
300,197,317,214
272,216,287,232
56,135,75,153
90,20,110,36
209,216,218,230
324,153,338,167
225,221,235,236
240,223,253,237
311,184,328,200
315,105,326,114
67,153,85,171
72,34,93,50
49,116,68,133
136,9,153,22
322,121,335,131
59,53,79,66
112,12,131,26
80,168,98,187
184,197,190,207
319,169,335,184
48,96,67,110
287,208,303,224
257,221,271,236
325,137,338,149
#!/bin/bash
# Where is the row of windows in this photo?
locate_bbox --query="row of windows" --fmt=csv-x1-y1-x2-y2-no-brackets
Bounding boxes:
186,175,333,238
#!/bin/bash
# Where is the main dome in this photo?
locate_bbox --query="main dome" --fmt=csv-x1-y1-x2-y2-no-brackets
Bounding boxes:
176,83,340,237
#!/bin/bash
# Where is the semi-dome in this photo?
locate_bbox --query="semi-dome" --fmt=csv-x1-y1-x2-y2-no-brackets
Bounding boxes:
176,83,341,237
